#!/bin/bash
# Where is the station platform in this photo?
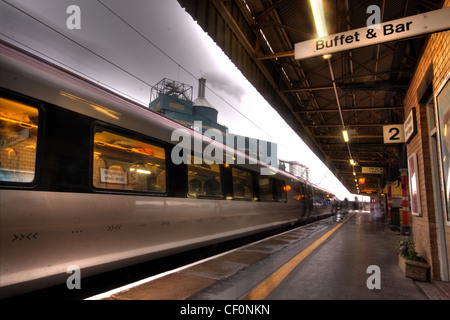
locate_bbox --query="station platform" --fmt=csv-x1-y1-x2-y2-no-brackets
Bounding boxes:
94,211,450,301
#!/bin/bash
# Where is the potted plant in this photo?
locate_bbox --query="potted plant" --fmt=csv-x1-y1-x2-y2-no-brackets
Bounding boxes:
396,237,430,281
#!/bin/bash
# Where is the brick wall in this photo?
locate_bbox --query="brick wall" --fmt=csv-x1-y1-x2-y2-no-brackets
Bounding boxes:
403,0,450,280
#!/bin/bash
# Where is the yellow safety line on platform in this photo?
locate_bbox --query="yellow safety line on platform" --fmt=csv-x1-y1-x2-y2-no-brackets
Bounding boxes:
243,211,357,300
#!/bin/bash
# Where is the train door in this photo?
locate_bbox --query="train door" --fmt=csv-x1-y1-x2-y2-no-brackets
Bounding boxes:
305,184,313,217
293,182,305,218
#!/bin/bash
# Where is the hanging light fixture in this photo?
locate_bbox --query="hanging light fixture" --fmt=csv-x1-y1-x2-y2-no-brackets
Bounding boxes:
309,0,332,60
309,0,328,37
342,129,349,142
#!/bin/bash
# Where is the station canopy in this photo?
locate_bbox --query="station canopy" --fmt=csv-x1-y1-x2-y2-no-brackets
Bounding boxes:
177,0,444,194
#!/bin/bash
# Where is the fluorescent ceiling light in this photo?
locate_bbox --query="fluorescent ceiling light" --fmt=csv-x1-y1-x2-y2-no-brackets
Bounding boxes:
309,0,332,59
342,129,349,142
309,0,328,38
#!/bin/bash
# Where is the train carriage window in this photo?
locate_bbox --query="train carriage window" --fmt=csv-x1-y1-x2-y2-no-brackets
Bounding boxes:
313,189,323,208
276,179,287,202
93,127,166,193
0,97,39,183
232,167,254,200
187,155,222,198
259,176,274,201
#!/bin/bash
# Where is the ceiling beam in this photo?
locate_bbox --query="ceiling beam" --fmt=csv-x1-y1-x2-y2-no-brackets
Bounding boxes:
255,0,289,20
313,135,383,139
296,106,403,113
339,80,409,92
306,123,402,128
256,50,295,60
282,86,333,92
258,20,313,39
283,79,408,94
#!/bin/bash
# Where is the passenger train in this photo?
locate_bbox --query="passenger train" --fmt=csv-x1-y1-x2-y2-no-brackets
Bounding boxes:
0,41,335,298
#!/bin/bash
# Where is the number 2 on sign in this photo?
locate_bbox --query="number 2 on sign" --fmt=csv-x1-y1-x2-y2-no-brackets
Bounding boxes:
383,125,405,144
389,127,401,140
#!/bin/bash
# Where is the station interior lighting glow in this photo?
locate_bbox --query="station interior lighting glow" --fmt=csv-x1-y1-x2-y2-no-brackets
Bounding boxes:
309,0,328,37
309,0,332,60
342,129,349,142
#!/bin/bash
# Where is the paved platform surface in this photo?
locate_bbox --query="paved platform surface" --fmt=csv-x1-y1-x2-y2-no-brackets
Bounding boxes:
263,211,438,300
96,211,450,300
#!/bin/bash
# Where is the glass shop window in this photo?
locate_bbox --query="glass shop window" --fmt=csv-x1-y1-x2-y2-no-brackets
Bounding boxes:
93,126,166,193
232,167,254,200
187,155,222,198
0,97,39,183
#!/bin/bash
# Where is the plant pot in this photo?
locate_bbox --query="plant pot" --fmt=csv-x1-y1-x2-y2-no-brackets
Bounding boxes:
398,255,430,282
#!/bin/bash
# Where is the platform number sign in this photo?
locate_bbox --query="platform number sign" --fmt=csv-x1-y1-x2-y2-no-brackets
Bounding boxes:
383,125,405,144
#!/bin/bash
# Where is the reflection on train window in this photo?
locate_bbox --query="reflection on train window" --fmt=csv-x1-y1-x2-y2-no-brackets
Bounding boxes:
188,155,222,198
313,189,330,208
276,179,287,202
93,127,166,192
232,167,254,200
0,98,39,183
259,176,274,201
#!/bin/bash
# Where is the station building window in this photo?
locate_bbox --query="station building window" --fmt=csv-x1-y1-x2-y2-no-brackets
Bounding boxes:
232,167,254,200
187,155,222,198
93,126,166,193
0,97,39,183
